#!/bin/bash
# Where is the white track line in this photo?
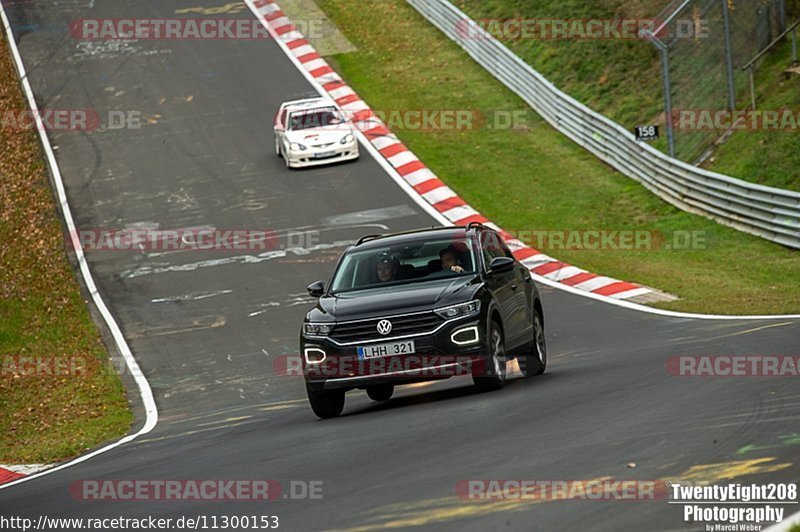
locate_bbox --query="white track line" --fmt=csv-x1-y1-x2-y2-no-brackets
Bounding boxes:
0,0,158,490
243,0,800,322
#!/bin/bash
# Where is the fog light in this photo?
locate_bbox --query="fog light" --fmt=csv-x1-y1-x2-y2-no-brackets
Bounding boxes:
451,326,479,345
304,347,327,364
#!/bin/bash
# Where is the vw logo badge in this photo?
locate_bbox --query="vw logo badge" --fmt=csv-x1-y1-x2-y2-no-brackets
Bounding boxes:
377,319,393,336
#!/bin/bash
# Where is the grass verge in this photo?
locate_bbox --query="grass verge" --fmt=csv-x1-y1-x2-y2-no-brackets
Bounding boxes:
314,0,800,315
0,35,132,463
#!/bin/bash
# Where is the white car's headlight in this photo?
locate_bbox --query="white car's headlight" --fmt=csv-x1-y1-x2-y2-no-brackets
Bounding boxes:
340,134,354,145
303,322,334,336
434,300,481,320
290,142,307,151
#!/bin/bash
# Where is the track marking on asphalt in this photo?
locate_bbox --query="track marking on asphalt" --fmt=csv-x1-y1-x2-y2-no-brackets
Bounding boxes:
737,434,800,456
175,2,247,15
120,239,354,278
151,290,234,303
196,415,253,427
0,0,158,490
670,457,792,484
161,399,306,425
126,315,226,338
726,321,796,337
259,404,297,412
134,420,256,445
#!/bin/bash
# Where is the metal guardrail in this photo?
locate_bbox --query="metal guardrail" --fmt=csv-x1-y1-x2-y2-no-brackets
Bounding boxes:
407,0,800,250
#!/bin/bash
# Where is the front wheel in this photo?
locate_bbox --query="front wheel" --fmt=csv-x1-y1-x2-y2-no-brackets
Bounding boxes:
473,320,507,392
306,386,345,419
275,137,281,156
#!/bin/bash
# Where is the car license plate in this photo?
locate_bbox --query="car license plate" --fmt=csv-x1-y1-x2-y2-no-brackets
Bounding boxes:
357,340,416,360
313,151,336,159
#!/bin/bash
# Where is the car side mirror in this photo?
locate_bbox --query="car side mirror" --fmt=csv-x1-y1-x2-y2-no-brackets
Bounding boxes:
307,280,325,298
489,256,515,274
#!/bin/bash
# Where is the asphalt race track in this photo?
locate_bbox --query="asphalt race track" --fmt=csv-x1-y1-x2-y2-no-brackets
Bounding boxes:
1,1,799,530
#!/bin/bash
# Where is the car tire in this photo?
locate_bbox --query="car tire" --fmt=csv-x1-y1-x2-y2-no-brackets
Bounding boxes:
520,309,547,377
284,148,292,169
306,386,345,419
275,137,281,157
473,320,507,392
366,384,394,402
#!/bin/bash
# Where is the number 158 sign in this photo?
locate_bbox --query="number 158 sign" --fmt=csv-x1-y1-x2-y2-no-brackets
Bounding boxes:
634,125,659,142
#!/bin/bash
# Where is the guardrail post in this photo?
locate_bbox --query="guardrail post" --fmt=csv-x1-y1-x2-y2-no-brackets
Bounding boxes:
721,0,737,110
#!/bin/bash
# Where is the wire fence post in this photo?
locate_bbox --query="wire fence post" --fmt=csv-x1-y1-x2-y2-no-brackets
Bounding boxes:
721,0,737,110
793,26,798,64
659,44,676,158
778,0,786,31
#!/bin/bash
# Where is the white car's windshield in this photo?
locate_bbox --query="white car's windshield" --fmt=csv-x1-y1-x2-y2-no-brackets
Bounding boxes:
288,107,344,130
330,237,476,294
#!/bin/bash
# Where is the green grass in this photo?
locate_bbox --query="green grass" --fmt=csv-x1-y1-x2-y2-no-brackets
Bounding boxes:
455,0,800,190
314,0,800,315
0,36,132,463
701,40,800,191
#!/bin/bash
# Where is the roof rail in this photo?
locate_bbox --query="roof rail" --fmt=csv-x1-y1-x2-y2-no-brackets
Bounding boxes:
356,234,384,246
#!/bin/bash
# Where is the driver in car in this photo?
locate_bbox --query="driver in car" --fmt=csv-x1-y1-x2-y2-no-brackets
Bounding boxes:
376,252,398,282
440,246,466,273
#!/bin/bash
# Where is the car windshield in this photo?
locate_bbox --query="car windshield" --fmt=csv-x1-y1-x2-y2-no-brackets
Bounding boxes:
288,107,344,130
330,236,476,294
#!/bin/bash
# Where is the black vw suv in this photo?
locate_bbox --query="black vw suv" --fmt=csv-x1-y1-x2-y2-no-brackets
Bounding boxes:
300,223,546,418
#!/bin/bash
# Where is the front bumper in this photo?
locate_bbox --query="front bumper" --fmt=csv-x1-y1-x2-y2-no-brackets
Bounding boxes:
301,319,487,392
286,141,359,168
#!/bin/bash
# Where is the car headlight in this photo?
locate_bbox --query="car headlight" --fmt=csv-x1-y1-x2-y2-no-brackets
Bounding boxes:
304,322,334,336
434,300,481,320
290,142,307,151
340,134,354,145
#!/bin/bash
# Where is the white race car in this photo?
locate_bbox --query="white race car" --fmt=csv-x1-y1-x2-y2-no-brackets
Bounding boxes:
274,97,359,169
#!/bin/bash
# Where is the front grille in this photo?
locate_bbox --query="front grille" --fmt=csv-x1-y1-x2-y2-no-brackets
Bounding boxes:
330,311,445,343
312,142,335,148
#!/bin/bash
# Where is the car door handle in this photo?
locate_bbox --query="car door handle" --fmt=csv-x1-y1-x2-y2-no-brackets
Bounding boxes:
511,283,518,291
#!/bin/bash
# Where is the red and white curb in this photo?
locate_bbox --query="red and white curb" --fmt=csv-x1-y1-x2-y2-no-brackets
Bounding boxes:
248,0,672,304
0,464,53,485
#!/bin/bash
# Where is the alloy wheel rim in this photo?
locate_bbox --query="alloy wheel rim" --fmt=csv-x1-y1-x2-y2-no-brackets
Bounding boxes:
491,328,505,380
535,315,545,364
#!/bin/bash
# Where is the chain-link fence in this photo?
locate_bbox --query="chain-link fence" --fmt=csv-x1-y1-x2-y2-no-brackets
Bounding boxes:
646,0,790,162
